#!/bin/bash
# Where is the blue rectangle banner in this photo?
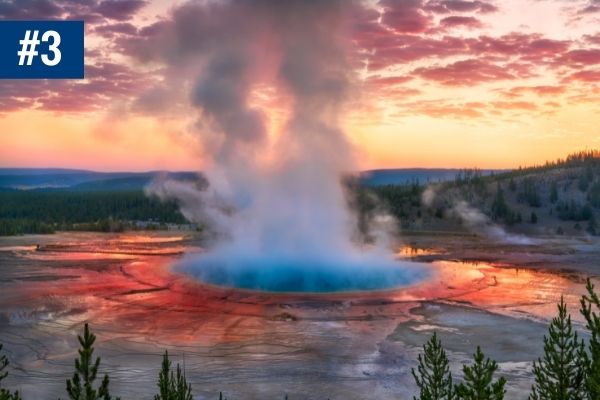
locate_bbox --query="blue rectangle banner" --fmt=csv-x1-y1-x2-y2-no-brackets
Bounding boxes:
0,20,84,79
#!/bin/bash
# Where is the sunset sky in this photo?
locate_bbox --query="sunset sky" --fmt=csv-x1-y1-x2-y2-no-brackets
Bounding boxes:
1,0,599,171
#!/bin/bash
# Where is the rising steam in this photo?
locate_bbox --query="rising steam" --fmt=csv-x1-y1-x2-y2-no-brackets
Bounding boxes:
451,201,537,245
146,0,427,292
422,185,537,245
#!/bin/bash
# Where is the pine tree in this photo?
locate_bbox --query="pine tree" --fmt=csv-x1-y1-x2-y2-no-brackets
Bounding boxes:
154,351,193,400
156,351,170,400
0,346,6,388
491,185,509,221
586,214,597,236
580,279,600,399
455,346,506,400
0,344,21,400
63,323,119,400
529,297,588,400
550,182,559,203
412,332,455,400
530,212,538,224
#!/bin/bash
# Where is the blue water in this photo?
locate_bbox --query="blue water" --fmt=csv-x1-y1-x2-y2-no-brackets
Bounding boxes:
179,253,429,293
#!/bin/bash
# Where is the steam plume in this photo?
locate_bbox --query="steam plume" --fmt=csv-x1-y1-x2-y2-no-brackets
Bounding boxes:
146,0,426,292
421,185,537,245
451,201,537,245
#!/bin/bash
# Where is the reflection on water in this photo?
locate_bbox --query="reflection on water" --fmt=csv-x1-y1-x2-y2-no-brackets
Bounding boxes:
119,235,186,243
408,260,587,323
397,245,439,258
0,245,38,252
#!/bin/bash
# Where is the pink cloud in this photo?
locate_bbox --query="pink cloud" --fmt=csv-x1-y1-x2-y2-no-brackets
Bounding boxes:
0,0,147,23
490,100,538,111
425,0,498,14
439,16,484,29
505,85,566,97
472,34,570,61
96,0,147,21
366,75,414,86
396,100,487,118
561,49,600,66
0,0,597,116
584,33,600,46
354,28,572,73
578,0,600,14
380,0,432,33
413,59,518,85
94,22,138,37
563,69,600,82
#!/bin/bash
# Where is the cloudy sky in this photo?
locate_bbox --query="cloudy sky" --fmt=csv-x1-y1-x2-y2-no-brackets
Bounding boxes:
0,0,599,171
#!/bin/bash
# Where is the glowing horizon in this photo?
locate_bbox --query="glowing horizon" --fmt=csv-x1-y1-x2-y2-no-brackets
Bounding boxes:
0,0,599,171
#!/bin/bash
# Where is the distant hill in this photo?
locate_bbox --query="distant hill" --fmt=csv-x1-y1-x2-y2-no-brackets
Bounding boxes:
360,168,504,186
363,151,600,237
0,167,507,190
0,168,113,189
67,172,200,191
0,168,93,175
0,169,199,191
2,152,599,238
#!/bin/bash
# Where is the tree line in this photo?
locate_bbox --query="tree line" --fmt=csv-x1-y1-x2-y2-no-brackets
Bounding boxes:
1,279,598,400
357,151,600,235
0,190,188,236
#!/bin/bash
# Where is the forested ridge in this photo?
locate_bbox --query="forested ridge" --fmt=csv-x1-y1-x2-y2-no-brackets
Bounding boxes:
0,190,187,236
3,151,600,237
358,150,600,236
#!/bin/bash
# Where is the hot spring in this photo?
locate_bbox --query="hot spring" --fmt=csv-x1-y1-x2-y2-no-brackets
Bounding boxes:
177,250,429,293
146,0,431,295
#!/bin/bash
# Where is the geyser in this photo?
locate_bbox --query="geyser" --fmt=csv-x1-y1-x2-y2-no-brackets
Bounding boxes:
146,0,428,293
